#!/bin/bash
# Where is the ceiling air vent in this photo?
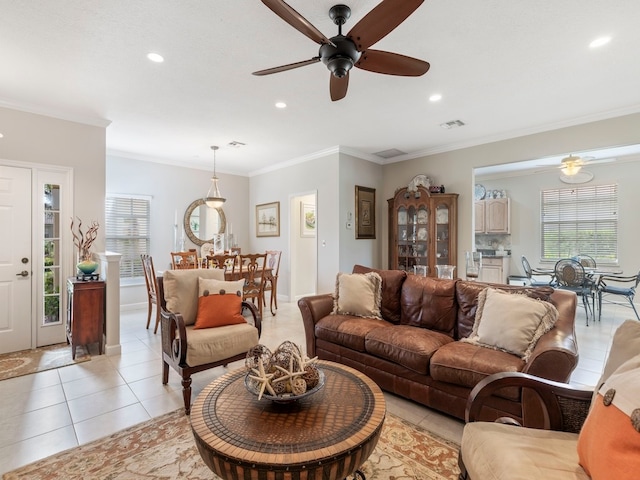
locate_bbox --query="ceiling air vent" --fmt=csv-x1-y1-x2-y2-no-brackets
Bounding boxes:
228,141,246,148
440,120,465,129
373,148,407,159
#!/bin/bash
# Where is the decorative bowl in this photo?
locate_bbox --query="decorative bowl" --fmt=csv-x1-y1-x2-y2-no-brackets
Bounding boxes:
244,368,325,404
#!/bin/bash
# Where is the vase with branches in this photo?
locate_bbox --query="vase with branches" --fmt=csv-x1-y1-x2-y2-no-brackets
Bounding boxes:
71,217,99,274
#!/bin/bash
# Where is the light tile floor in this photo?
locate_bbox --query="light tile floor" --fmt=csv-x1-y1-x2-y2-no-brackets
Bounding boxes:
0,298,633,475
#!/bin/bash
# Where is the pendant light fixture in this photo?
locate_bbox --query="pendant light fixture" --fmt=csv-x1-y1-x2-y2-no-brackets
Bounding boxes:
205,145,226,208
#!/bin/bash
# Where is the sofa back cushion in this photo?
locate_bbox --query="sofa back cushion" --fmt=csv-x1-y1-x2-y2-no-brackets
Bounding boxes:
400,275,458,336
455,280,555,339
352,265,406,324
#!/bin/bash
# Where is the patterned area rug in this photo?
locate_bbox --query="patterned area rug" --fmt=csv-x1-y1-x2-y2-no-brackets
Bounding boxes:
3,410,460,479
0,343,90,381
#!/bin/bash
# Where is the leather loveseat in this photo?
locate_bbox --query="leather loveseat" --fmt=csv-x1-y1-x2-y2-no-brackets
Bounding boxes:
298,265,579,422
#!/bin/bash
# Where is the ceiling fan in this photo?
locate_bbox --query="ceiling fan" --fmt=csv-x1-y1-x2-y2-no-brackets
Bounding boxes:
556,154,615,184
253,0,430,101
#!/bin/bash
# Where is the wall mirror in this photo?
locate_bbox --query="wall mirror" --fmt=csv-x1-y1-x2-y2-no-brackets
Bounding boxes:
184,199,226,246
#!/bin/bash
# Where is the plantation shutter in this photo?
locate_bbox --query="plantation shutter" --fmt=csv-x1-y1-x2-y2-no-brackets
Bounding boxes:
540,184,618,263
105,195,151,278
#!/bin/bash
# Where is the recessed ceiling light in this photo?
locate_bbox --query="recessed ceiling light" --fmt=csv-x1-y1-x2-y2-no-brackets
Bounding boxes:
275,102,287,109
429,94,442,102
147,52,164,63
589,36,611,48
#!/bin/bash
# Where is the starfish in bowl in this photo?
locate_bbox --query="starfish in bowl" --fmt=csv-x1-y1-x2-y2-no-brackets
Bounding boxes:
272,356,305,386
293,350,318,370
248,358,276,400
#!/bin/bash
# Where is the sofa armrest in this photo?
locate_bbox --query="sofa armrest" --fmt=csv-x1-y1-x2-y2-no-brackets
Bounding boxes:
465,371,593,433
298,294,334,357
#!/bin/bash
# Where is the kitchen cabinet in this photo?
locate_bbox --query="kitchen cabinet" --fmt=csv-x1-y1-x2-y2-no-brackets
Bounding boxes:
388,186,458,276
479,257,510,284
475,198,510,234
67,277,105,359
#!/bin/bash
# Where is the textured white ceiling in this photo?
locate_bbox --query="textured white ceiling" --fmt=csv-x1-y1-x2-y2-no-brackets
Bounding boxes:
1,0,640,176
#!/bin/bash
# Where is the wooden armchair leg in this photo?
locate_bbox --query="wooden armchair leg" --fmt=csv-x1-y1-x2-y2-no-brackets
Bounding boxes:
182,376,193,415
458,451,469,480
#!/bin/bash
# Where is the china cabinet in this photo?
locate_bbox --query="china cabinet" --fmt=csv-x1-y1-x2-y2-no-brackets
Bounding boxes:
388,187,458,276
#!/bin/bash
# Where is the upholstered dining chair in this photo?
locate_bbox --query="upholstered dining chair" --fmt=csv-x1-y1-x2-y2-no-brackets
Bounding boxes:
140,254,160,333
171,250,198,269
263,250,282,315
597,270,640,321
239,253,267,318
554,258,596,325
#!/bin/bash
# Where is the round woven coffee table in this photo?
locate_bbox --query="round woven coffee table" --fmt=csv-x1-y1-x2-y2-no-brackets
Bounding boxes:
190,360,386,480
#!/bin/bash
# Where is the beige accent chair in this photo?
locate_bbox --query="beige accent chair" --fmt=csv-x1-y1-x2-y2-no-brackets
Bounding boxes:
458,319,640,480
158,268,261,414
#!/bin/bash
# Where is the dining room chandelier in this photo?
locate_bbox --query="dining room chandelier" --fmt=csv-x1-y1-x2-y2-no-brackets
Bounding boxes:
205,145,226,208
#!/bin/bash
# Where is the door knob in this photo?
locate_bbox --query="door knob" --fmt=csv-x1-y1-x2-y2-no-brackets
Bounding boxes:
16,270,29,277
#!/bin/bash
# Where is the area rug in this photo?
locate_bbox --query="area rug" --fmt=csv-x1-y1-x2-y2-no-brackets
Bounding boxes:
3,410,460,479
0,343,90,381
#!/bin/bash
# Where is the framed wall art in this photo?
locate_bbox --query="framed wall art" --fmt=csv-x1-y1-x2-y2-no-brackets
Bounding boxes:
301,203,316,237
355,185,376,239
256,201,280,237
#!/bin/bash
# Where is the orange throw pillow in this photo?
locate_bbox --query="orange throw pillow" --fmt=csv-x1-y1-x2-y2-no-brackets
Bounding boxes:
194,292,246,329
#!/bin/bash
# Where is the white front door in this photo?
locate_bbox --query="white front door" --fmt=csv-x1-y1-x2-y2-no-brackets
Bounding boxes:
0,165,33,354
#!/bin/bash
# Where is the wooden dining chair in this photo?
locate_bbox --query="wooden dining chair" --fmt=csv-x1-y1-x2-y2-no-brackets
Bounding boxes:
207,254,239,280
263,250,282,315
171,251,198,269
141,254,161,333
239,253,267,318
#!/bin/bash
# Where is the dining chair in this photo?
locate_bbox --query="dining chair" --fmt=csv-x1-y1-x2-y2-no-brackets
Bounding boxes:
554,258,596,325
263,250,282,315
597,270,640,321
573,254,597,269
521,255,555,286
140,254,161,333
207,253,239,280
239,253,267,318
171,251,198,269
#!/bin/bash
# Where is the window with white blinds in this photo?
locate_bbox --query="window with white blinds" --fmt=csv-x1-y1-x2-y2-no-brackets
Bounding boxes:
105,195,151,278
540,183,618,263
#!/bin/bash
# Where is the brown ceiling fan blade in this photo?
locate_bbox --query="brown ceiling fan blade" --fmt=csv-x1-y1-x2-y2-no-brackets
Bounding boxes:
330,73,349,101
347,0,424,51
261,0,334,46
253,57,320,76
355,50,430,76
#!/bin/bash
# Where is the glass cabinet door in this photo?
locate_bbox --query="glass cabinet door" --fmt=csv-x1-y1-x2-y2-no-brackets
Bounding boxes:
43,184,61,325
435,204,450,265
396,205,429,272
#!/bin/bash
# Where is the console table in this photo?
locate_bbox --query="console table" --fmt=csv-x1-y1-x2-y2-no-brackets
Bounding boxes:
66,277,105,359
191,360,386,480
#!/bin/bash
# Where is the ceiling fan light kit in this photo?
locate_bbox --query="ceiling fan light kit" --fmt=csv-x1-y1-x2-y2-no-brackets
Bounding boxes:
254,0,430,101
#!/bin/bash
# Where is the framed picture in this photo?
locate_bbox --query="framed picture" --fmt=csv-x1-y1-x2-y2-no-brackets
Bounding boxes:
355,185,376,239
256,201,280,237
301,203,316,237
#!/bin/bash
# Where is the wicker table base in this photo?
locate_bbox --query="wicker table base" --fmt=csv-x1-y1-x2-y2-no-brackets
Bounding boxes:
191,360,386,480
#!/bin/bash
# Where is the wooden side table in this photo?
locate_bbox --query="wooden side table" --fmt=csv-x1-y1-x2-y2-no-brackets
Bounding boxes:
191,360,386,480
66,277,105,358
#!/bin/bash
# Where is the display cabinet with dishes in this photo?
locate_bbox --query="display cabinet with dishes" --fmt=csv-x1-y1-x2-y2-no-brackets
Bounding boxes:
388,185,458,276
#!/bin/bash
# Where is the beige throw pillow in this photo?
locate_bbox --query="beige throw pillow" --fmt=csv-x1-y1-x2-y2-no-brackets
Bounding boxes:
198,278,245,297
462,287,558,361
162,269,225,326
333,272,382,319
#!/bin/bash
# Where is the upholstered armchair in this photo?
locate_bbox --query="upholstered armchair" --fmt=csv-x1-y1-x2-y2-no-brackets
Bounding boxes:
458,320,640,480
157,268,262,414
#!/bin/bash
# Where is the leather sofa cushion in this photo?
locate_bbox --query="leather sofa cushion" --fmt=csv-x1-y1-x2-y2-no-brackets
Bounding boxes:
430,342,524,400
461,422,588,480
353,265,406,324
315,314,392,352
400,275,457,335
365,325,454,374
455,280,555,339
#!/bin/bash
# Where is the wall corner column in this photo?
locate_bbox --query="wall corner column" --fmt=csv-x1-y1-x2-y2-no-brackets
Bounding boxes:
97,251,122,356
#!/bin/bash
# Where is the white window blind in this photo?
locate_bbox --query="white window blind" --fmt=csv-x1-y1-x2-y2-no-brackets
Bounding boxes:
105,195,151,278
540,183,618,263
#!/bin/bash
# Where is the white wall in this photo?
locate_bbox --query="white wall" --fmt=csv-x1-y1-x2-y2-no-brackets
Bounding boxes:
381,112,640,276
477,155,640,277
290,193,316,298
107,155,250,307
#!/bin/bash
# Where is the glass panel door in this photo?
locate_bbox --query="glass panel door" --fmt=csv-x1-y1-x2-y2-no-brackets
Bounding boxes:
43,184,62,325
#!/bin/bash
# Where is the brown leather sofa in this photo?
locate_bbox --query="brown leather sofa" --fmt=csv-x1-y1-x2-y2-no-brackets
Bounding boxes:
298,265,579,423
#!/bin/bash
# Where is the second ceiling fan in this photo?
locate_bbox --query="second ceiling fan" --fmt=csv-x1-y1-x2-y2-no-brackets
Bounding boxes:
253,0,430,101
